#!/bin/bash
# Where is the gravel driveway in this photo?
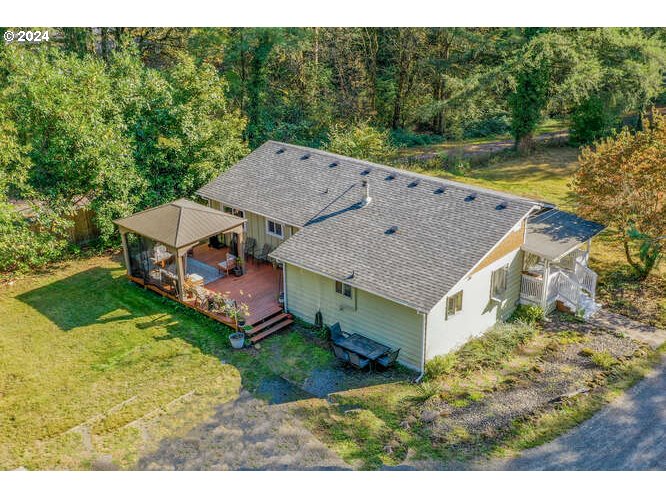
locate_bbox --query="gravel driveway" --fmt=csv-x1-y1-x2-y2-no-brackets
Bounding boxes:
485,355,666,470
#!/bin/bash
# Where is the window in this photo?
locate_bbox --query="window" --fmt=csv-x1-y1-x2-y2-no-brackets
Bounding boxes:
232,208,244,218
446,291,463,318
266,219,284,239
491,265,509,301
335,280,353,298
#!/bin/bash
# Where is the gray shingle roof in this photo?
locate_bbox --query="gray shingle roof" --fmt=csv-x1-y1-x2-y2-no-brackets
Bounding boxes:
197,141,541,311
114,198,244,249
523,208,605,261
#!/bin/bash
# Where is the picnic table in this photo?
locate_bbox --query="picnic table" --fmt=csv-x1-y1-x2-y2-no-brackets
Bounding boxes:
334,333,391,361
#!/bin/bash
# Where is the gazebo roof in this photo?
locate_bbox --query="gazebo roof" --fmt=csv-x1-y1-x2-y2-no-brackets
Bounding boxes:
114,198,245,249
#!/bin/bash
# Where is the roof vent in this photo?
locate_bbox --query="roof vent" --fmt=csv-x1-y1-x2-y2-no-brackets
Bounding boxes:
496,201,508,210
408,180,419,188
465,193,477,202
434,187,445,194
276,148,285,154
329,162,338,168
360,168,371,176
385,225,398,235
385,174,396,181
301,153,311,160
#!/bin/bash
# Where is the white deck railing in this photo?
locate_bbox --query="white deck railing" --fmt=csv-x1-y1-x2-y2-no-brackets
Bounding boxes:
520,274,543,304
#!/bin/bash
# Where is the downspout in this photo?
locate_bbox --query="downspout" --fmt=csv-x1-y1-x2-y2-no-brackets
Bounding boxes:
415,311,428,382
281,260,288,312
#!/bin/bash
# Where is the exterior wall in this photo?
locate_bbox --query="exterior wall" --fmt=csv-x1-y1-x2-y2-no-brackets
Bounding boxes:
284,263,424,371
425,249,523,360
470,220,525,275
207,199,297,253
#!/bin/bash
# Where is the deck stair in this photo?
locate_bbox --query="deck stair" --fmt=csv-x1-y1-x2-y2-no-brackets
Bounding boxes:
247,312,293,343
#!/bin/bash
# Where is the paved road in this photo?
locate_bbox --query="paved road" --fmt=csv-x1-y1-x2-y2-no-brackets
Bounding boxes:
486,356,666,470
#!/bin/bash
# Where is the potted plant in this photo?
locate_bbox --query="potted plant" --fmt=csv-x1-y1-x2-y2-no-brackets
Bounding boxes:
233,257,244,276
228,331,245,349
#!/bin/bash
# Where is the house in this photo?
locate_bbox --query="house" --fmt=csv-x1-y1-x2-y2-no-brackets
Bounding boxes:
188,141,604,372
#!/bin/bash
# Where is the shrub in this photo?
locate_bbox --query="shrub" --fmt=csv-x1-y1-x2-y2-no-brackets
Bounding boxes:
325,122,395,162
390,128,443,148
463,114,511,139
510,304,545,325
425,321,536,380
590,351,619,370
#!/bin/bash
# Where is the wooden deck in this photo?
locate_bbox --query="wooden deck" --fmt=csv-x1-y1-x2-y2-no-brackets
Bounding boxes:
190,244,283,326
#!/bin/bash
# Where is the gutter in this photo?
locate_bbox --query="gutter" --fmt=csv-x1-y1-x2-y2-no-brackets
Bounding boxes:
415,311,428,383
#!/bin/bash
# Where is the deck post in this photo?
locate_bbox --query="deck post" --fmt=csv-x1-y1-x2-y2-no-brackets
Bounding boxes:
175,248,187,301
235,226,245,274
119,229,132,276
540,260,551,310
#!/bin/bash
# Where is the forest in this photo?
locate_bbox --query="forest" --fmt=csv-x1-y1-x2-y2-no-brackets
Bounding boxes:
1,27,665,273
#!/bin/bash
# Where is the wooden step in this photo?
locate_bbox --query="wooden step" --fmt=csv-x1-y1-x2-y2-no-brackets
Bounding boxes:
249,318,294,343
247,313,291,337
247,304,283,326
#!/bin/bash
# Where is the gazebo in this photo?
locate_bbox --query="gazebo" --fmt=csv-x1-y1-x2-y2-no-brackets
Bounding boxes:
114,198,246,301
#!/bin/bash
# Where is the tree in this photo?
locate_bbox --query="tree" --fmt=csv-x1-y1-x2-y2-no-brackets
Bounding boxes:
324,122,395,162
573,113,666,279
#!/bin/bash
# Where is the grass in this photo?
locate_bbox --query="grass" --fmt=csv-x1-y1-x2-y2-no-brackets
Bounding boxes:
392,117,568,159
0,254,334,470
401,146,579,206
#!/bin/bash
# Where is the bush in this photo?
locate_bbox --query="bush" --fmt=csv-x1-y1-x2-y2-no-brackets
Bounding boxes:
590,351,619,370
325,122,395,162
425,321,536,380
569,95,618,146
0,202,70,275
510,304,545,325
463,114,511,139
390,128,443,148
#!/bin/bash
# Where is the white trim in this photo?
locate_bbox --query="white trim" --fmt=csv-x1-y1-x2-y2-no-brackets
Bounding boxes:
266,218,285,239
199,195,299,229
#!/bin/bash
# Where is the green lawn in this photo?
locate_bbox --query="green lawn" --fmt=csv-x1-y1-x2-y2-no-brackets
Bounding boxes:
405,146,579,206
0,255,338,470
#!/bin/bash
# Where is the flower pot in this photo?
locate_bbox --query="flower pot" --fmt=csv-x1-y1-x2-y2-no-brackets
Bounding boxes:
229,332,245,349
233,267,243,277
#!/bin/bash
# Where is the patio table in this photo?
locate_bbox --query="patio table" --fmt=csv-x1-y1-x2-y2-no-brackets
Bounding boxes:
334,333,391,361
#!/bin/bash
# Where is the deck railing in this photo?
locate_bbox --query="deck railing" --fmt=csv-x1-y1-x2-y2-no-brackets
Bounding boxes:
520,274,543,304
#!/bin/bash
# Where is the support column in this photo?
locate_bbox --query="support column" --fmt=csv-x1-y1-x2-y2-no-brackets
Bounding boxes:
540,261,551,310
175,247,187,301
119,228,132,276
235,226,245,274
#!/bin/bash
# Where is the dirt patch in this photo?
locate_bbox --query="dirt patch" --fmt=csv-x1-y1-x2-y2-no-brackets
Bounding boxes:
419,319,642,454
136,391,350,470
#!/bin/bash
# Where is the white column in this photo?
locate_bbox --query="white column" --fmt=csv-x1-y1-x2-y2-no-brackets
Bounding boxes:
119,229,132,276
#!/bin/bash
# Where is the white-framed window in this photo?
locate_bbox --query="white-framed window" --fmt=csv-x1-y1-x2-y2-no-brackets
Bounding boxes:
491,265,509,301
232,208,244,218
335,280,353,299
266,219,284,239
446,290,463,318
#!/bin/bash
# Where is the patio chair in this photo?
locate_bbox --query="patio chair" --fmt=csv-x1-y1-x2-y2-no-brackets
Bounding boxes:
332,344,350,364
244,237,257,260
255,243,272,263
329,322,345,344
217,254,237,276
348,351,370,370
376,348,400,369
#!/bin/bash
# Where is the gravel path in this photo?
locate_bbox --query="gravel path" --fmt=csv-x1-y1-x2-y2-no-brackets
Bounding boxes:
588,310,666,348
483,355,666,470
136,390,350,470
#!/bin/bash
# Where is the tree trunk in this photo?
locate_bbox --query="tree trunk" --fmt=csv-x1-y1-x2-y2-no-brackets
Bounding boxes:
516,133,534,154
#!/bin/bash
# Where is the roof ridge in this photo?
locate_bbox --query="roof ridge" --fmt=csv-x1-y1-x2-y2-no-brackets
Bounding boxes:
264,140,546,205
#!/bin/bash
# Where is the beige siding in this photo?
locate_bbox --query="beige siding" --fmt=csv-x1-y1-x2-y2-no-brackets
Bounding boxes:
425,249,523,360
206,199,297,254
285,263,424,371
